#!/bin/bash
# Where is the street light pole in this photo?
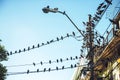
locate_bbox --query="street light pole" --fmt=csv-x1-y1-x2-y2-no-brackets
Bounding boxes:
42,6,85,37
42,6,95,79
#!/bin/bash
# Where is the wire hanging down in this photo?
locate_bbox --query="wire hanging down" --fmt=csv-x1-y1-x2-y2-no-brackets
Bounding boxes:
6,55,84,68
7,64,87,76
6,32,82,56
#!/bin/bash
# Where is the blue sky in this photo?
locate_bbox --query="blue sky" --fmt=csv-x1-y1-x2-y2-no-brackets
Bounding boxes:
0,0,120,80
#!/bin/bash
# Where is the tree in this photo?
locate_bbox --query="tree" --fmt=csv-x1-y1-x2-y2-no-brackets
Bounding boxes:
0,44,8,80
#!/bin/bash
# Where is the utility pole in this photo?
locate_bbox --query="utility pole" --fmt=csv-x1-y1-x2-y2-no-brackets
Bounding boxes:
86,14,94,80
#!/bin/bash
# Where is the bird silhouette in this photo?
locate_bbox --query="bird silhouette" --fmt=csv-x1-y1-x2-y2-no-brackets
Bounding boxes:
33,62,35,66
105,0,112,4
27,70,29,74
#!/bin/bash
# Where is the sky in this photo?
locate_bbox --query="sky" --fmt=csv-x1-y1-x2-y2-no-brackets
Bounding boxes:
0,0,120,80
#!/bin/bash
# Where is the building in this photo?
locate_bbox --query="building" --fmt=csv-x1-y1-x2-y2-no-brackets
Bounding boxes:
72,1,120,80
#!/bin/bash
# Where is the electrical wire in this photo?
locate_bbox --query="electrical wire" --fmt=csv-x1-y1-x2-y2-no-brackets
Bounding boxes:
6,64,87,76
6,55,84,68
6,32,82,56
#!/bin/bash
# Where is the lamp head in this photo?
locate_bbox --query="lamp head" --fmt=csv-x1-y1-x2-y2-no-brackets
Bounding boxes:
42,6,59,13
42,6,50,13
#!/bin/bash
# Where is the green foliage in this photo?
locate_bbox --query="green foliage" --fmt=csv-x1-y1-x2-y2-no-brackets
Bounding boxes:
0,63,7,80
0,44,8,80
0,45,8,62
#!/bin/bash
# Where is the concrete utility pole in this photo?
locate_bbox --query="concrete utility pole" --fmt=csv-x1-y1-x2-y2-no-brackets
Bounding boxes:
86,14,94,80
42,6,95,80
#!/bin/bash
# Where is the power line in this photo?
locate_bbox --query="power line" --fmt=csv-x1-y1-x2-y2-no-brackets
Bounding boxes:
6,32,82,56
7,64,87,76
6,55,84,68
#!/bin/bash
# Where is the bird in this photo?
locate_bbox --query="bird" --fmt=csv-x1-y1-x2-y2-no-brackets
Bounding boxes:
60,58,62,62
47,41,49,44
37,44,40,48
109,19,116,24
56,37,59,41
74,64,77,67
105,0,112,4
48,68,51,72
67,33,69,37
47,5,49,8
28,47,30,51
49,60,51,64
75,56,78,59
41,43,44,46
40,61,43,65
37,69,39,72
62,66,64,69
32,45,35,49
56,59,59,63
15,51,17,53
10,51,12,55
56,67,58,70
61,36,63,40
27,70,29,74
71,64,73,68
82,22,86,25
50,39,54,43
72,32,75,36
102,5,107,8
43,68,46,72
23,48,26,52
97,2,104,10
81,55,84,58
33,62,35,66
19,49,21,53
66,58,69,60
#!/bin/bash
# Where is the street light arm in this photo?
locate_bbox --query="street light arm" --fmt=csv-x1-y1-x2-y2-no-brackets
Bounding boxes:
58,11,85,37
42,6,85,37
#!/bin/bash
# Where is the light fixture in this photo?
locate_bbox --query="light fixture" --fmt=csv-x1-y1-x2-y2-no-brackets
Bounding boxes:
42,5,58,13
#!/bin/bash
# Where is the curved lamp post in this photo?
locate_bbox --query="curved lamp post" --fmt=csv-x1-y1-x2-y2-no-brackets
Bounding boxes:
42,6,85,37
